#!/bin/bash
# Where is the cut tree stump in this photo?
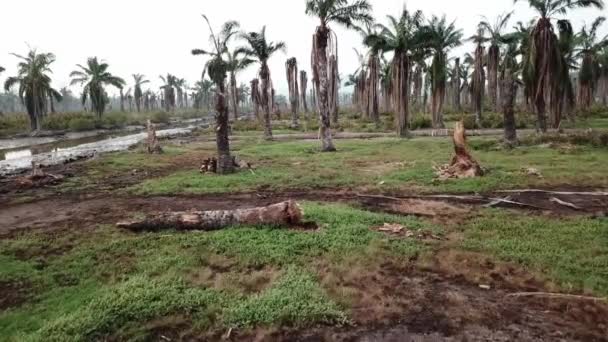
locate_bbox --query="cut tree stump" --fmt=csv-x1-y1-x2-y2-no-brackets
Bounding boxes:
147,120,163,154
434,120,483,180
200,156,254,174
117,200,303,231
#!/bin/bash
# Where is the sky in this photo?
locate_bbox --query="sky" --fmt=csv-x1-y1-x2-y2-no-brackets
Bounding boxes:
1,0,607,97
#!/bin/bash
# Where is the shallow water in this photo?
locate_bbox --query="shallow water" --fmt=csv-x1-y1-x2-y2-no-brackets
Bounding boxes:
0,125,203,176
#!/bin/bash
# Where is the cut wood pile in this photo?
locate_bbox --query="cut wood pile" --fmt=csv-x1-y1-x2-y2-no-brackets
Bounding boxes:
14,162,64,189
434,120,484,180
117,200,303,231
200,156,255,174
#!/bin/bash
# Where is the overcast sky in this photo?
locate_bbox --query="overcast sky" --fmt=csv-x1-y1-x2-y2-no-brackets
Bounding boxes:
1,0,606,97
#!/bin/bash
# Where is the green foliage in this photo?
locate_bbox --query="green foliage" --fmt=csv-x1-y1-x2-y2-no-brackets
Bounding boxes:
410,115,433,129
225,267,347,327
67,117,96,132
464,210,608,295
150,111,170,124
0,203,425,340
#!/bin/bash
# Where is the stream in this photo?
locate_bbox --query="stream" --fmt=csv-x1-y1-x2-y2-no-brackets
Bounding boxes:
0,119,209,176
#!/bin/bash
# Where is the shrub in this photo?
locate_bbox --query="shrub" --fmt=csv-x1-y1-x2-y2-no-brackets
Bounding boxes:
99,112,128,129
410,115,432,130
150,111,170,124
68,117,97,131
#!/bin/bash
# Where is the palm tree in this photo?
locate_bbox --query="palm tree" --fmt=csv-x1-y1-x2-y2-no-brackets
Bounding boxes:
576,16,608,109
174,77,186,108
513,20,535,112
300,71,309,114
366,8,425,136
500,41,522,145
226,49,254,120
379,55,392,113
357,23,383,124
4,49,62,131
305,0,373,151
516,0,605,132
286,57,300,127
598,47,608,105
479,11,514,112
469,28,487,125
132,74,150,113
70,57,124,118
239,26,286,140
191,15,240,174
554,20,578,124
159,74,177,112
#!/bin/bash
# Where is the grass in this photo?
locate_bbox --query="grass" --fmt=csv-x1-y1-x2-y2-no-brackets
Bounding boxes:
131,137,608,195
463,210,608,296
0,203,428,340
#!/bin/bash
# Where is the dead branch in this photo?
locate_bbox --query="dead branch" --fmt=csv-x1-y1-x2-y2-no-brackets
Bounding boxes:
496,189,608,196
15,162,64,189
549,197,582,210
355,193,486,202
117,200,303,232
506,292,608,302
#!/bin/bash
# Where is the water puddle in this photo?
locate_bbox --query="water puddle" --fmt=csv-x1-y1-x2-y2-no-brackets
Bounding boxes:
0,125,203,176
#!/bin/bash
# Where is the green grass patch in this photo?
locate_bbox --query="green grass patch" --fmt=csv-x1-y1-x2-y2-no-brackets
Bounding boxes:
131,138,608,195
463,210,608,296
0,203,426,340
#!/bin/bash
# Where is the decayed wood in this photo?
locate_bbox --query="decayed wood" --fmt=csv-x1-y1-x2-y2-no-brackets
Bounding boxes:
117,201,303,231
434,121,483,180
496,189,608,196
200,156,254,174
15,162,64,189
147,120,163,154
506,292,607,302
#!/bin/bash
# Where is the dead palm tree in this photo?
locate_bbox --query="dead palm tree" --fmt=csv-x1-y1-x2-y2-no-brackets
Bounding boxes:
300,70,309,114
305,0,373,151
515,0,605,132
357,23,384,124
469,28,487,125
191,15,240,174
479,11,514,112
286,57,300,127
4,49,62,131
159,74,177,112
239,27,286,140
576,16,608,109
366,7,425,136
132,74,149,112
422,15,463,128
250,78,262,121
70,57,124,118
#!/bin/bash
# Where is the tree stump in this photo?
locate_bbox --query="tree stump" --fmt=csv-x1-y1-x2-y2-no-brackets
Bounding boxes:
147,120,163,154
117,200,303,231
434,120,483,180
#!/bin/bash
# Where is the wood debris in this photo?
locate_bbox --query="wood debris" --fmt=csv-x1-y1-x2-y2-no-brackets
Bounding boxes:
200,156,255,174
15,162,64,189
146,120,163,154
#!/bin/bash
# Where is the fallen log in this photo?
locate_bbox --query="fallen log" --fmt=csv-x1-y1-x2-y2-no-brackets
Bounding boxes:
434,120,484,180
117,200,303,231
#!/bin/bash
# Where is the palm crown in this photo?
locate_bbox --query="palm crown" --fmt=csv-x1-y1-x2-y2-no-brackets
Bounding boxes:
515,0,604,19
305,0,373,28
239,27,286,64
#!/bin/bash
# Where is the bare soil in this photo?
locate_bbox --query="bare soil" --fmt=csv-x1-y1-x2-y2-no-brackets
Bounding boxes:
1,185,607,341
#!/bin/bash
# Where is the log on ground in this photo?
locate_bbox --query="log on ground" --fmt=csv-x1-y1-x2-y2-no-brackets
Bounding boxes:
117,200,303,231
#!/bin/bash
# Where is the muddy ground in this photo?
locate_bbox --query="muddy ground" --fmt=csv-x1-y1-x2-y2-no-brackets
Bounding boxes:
1,161,608,341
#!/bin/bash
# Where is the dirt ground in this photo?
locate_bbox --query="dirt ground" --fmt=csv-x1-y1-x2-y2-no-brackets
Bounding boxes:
1,165,608,341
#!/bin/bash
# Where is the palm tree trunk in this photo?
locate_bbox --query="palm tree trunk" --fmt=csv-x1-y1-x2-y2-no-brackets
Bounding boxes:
393,53,410,137
367,54,380,125
286,58,300,128
230,72,238,121
488,45,499,112
312,26,336,152
120,89,125,112
215,81,233,174
472,44,485,126
300,71,308,116
502,68,517,145
329,55,339,125
260,63,273,140
453,58,461,112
